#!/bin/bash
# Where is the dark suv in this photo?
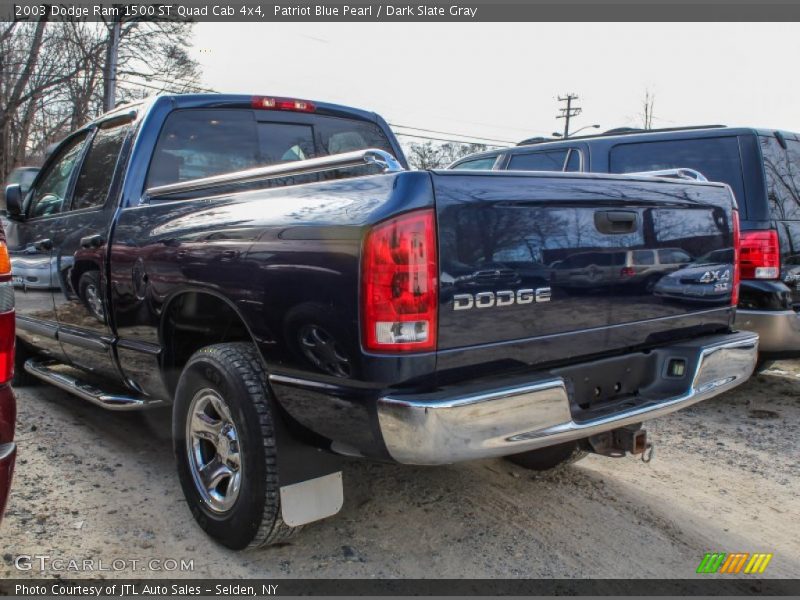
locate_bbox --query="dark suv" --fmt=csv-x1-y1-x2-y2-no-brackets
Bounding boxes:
450,126,800,365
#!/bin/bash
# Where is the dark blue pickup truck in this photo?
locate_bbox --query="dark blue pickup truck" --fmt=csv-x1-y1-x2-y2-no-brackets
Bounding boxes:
3,95,757,549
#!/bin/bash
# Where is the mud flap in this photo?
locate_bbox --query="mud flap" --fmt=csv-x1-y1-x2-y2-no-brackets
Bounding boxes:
270,399,344,527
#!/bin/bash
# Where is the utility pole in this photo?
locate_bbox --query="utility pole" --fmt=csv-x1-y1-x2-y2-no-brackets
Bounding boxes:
102,14,121,112
556,93,582,138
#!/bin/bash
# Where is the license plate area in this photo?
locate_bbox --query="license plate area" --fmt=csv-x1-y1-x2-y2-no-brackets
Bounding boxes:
553,347,700,422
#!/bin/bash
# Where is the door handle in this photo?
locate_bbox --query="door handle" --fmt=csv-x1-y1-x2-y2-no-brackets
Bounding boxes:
80,234,105,249
594,210,638,234
33,238,53,251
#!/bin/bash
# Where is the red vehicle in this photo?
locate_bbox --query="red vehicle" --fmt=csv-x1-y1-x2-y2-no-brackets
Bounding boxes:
0,222,16,523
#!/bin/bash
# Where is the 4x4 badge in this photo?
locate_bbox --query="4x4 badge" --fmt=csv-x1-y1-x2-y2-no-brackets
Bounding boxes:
453,288,552,311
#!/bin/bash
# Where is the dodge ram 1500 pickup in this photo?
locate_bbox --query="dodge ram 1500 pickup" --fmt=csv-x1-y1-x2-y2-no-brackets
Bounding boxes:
3,94,758,549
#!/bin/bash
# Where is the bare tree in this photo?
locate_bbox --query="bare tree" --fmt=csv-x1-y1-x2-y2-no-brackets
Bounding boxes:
0,19,202,181
114,20,203,101
405,141,489,170
0,19,100,178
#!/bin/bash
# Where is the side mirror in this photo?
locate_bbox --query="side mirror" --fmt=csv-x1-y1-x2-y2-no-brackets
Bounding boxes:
4,184,23,219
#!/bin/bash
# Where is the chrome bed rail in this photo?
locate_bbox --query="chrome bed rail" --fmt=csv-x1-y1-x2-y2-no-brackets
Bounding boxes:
145,148,405,199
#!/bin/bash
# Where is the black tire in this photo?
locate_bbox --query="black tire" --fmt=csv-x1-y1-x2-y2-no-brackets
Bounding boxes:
78,271,105,321
173,342,297,550
505,441,588,473
11,338,40,387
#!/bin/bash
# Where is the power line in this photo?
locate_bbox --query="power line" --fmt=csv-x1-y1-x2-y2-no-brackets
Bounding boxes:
390,123,516,146
120,74,217,93
393,132,509,148
116,77,211,94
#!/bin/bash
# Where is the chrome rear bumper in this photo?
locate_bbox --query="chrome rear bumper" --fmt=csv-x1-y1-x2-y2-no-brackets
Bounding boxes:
378,331,758,465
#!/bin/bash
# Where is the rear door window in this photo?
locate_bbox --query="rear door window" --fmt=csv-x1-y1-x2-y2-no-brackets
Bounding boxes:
609,137,746,204
508,150,569,171
71,121,132,211
761,135,800,220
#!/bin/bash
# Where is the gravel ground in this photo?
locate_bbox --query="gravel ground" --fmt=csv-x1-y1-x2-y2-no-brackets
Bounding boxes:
1,362,798,580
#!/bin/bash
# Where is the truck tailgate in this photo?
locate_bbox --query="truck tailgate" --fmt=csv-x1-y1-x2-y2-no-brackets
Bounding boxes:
434,171,737,367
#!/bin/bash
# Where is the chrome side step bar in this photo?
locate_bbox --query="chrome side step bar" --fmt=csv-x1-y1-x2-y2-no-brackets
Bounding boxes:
24,359,165,411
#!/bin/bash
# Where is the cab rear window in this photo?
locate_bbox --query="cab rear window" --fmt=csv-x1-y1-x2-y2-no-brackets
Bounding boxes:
609,137,746,204
146,109,394,189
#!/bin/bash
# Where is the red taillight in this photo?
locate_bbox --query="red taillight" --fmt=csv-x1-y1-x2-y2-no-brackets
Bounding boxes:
0,241,13,384
739,228,780,281
251,96,315,113
620,266,636,278
0,311,13,385
732,210,741,306
362,209,438,353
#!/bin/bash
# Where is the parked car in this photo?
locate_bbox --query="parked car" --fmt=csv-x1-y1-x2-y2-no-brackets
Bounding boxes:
10,254,62,290
1,167,39,212
3,95,757,550
0,221,16,524
551,247,692,292
449,125,800,368
654,249,735,304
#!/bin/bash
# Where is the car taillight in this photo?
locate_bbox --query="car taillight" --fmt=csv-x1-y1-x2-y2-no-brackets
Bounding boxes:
739,228,780,281
732,210,741,307
362,209,438,352
0,241,14,384
251,96,315,112
620,266,635,278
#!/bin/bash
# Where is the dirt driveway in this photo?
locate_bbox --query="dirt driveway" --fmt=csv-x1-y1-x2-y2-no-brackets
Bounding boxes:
1,362,798,579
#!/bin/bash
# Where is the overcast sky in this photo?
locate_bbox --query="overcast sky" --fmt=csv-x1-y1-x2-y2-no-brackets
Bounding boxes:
193,22,799,148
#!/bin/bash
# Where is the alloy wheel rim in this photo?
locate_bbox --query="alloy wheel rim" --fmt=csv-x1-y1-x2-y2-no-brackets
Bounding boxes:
186,388,243,513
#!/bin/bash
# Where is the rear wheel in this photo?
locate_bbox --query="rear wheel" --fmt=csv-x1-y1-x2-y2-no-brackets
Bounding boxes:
504,441,588,473
173,342,297,549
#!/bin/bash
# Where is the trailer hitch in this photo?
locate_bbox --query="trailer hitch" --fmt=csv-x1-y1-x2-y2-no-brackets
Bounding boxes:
586,425,653,461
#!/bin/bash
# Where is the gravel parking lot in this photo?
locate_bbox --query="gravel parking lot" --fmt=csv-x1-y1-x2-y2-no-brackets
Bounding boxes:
1,363,798,580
